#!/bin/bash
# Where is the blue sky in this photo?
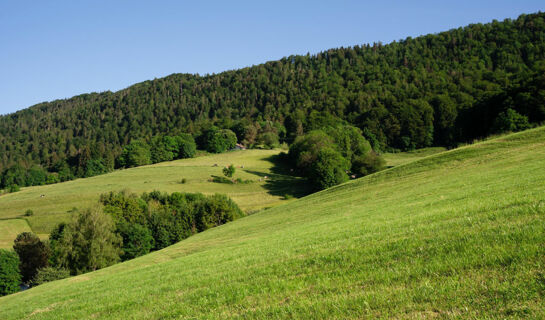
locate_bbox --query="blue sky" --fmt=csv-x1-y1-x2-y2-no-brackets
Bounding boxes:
0,1,543,115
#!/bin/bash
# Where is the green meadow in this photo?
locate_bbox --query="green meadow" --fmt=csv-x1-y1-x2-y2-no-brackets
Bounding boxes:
0,149,310,248
0,127,543,319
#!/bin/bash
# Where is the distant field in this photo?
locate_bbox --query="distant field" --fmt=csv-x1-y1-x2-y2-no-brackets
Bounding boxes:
383,147,447,167
0,149,309,238
1,127,544,319
0,219,32,248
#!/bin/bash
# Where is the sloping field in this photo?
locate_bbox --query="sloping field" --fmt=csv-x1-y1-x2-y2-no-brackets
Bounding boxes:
1,127,544,319
0,149,308,240
0,219,32,248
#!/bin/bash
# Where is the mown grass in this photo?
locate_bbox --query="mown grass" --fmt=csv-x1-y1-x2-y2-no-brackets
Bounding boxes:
0,219,32,249
0,149,308,240
1,127,544,319
382,147,447,167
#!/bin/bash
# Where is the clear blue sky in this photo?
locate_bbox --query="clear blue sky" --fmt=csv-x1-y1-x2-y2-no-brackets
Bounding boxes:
0,0,543,115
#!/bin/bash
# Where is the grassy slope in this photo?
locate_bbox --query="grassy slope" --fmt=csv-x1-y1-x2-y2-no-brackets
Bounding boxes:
1,128,545,319
0,149,308,245
382,147,447,167
0,219,32,248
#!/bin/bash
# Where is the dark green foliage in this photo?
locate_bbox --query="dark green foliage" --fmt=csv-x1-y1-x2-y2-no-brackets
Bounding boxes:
309,148,350,190
1,13,545,180
150,135,179,163
13,232,50,284
31,267,70,286
102,190,243,251
203,128,238,153
101,190,149,225
352,151,386,176
175,133,197,159
116,222,154,261
289,124,385,189
194,194,244,232
84,159,108,177
223,164,236,178
1,165,26,189
117,140,152,168
55,208,122,275
48,222,67,267
24,209,33,216
8,185,20,193
492,108,531,133
149,134,197,163
0,249,21,296
27,165,47,186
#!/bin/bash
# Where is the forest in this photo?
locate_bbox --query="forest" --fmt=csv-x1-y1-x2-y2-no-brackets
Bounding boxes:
0,12,544,187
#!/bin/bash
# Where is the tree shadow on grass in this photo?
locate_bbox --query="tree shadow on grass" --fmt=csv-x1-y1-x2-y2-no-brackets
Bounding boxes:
244,154,313,199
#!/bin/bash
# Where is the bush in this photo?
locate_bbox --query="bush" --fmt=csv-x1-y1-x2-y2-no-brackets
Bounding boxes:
13,232,50,284
8,184,20,193
0,249,21,296
204,128,238,153
31,267,70,286
223,164,236,178
180,178,187,184
352,150,386,176
492,108,531,133
309,148,350,190
24,209,34,217
194,194,244,232
116,222,154,261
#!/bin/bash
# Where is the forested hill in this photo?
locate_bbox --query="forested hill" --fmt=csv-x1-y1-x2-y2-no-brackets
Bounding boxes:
1,12,544,175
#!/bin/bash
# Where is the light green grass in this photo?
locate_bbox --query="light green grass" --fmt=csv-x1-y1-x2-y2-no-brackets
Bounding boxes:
1,128,545,319
0,149,308,237
0,219,32,249
383,146,447,167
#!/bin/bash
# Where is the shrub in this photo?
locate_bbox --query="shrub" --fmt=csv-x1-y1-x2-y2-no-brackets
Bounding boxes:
116,222,154,261
180,178,187,184
204,128,238,153
223,164,236,178
13,232,50,284
0,249,21,296
352,150,386,176
8,184,20,193
24,209,34,217
309,148,350,190
31,267,70,286
492,108,531,133
194,194,243,232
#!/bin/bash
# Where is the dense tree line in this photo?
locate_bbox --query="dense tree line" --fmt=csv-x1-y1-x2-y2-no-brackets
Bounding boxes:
0,191,243,295
0,133,197,190
1,13,544,186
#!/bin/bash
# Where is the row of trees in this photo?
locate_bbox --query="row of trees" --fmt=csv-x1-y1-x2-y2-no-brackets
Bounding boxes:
1,13,544,179
0,191,243,295
117,133,196,168
288,125,385,189
0,133,197,191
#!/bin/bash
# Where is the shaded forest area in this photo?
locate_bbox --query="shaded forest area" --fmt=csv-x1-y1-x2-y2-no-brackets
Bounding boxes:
0,12,544,184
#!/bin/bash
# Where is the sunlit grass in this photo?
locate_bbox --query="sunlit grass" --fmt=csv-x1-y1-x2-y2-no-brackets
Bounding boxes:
0,128,544,318
0,149,307,237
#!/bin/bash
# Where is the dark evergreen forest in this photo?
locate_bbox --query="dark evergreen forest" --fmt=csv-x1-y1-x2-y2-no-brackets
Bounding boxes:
1,12,544,186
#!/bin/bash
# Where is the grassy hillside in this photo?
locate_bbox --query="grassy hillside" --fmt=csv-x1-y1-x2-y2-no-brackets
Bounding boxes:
382,147,447,167
1,127,544,319
0,149,308,247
